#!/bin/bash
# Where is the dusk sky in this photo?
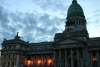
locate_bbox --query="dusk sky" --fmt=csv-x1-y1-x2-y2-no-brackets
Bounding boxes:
0,0,100,47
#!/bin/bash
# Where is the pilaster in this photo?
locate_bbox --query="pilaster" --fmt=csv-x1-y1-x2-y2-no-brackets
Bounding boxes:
65,49,67,67
16,54,19,66
59,49,61,67
53,50,56,67
71,48,73,67
77,48,79,67
97,51,99,66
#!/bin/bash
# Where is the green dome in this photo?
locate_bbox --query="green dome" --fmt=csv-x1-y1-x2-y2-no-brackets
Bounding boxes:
67,0,84,16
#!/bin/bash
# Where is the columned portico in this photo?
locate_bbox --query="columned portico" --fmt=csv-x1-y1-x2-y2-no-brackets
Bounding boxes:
53,48,82,67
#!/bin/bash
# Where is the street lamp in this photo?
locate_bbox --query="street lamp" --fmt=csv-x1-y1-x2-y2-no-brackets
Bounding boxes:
92,57,97,67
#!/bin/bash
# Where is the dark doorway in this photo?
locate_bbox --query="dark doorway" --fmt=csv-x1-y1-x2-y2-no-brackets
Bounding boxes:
74,59,78,67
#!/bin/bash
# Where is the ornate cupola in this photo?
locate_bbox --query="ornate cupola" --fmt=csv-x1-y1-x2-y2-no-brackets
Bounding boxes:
54,0,89,41
67,0,84,18
63,0,88,36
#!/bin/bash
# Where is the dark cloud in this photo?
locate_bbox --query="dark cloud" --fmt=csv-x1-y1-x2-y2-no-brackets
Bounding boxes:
31,0,69,16
0,4,66,45
0,6,9,23
21,13,65,42
0,0,100,47
0,5,10,43
40,0,68,11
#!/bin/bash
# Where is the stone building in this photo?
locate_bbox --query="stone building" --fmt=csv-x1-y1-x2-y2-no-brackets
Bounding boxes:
0,0,100,67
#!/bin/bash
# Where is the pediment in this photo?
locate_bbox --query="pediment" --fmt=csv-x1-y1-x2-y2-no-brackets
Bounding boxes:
55,37,83,45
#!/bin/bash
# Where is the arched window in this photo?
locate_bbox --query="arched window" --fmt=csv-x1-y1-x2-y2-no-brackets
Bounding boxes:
4,62,5,65
12,61,14,66
8,62,10,66
12,54,14,58
8,46,11,49
8,55,10,58
50,55,52,58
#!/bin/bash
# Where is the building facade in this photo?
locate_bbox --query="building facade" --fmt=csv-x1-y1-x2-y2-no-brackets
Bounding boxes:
0,0,100,67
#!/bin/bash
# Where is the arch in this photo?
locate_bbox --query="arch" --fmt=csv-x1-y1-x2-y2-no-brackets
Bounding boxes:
8,61,10,66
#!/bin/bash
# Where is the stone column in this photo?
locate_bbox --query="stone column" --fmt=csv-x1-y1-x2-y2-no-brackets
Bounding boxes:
71,48,73,67
59,49,61,67
98,51,100,66
65,49,67,67
83,48,85,67
36,55,37,65
46,54,47,66
32,55,34,65
16,54,19,66
88,52,90,65
77,48,79,67
53,50,56,67
41,54,42,66
84,46,88,67
31,55,32,66
97,51,99,66
90,52,92,65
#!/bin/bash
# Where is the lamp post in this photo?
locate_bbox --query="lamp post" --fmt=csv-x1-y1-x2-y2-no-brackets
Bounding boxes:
92,57,97,67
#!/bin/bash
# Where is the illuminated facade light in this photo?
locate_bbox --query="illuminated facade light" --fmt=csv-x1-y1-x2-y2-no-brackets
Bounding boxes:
48,59,52,66
38,60,41,65
25,60,31,66
48,59,52,63
92,57,97,61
